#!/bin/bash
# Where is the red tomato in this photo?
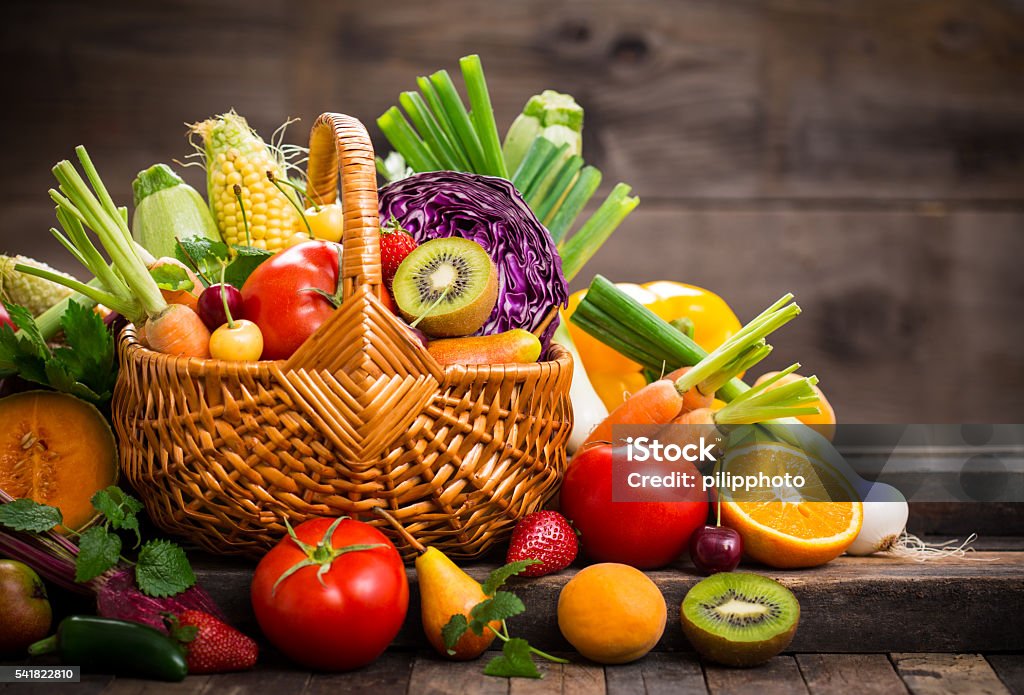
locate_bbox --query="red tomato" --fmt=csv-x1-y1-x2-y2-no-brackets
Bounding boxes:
240,241,340,360
242,240,399,359
250,517,409,671
559,443,708,569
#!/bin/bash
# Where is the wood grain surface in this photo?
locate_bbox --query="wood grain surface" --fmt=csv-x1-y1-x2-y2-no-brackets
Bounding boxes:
0,0,1021,423
189,549,1024,655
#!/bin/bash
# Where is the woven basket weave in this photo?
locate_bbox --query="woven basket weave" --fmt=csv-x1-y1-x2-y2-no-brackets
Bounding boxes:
113,113,573,559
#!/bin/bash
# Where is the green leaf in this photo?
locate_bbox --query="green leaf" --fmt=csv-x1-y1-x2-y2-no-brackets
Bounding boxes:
483,638,541,679
149,264,195,292
482,560,539,596
5,303,50,359
174,236,230,280
0,300,115,405
442,613,469,653
224,245,272,287
468,591,525,635
75,527,122,582
91,486,143,544
0,498,63,532
136,539,196,598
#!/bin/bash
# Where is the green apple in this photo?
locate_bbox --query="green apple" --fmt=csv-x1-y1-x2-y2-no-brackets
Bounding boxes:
0,560,52,653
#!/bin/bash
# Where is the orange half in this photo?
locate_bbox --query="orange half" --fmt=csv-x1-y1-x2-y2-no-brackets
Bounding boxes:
718,442,862,568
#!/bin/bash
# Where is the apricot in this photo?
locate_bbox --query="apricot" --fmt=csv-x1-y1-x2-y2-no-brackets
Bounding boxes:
556,563,666,664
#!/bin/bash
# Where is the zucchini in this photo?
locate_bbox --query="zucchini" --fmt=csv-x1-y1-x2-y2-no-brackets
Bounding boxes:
131,164,220,258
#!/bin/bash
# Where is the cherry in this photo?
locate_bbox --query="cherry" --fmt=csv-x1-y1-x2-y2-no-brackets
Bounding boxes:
689,525,742,575
198,283,244,330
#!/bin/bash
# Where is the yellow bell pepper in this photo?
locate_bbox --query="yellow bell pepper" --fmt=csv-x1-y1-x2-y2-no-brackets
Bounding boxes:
565,281,741,410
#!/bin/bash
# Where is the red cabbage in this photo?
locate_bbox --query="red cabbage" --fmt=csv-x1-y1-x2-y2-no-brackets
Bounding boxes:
379,172,568,349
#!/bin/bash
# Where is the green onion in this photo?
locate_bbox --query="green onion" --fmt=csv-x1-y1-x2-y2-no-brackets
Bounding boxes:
459,54,507,178
715,364,821,425
522,143,568,201
546,166,601,243
429,70,489,174
376,107,442,173
558,184,639,281
398,91,465,171
571,276,749,401
511,137,560,193
535,155,583,225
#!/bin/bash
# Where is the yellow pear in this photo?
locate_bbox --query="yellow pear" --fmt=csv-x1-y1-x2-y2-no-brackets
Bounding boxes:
416,546,499,660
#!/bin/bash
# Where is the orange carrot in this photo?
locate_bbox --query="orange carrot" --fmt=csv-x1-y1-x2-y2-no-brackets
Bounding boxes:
664,366,714,413
149,258,201,312
144,304,211,358
582,379,684,447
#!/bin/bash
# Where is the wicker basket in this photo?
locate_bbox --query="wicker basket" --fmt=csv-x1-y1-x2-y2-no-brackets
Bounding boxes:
113,113,573,559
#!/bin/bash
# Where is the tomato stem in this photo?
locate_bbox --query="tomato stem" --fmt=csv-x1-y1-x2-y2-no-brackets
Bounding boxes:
271,517,385,596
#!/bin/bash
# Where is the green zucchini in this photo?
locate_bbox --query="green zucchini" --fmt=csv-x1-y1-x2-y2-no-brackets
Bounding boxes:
131,164,220,259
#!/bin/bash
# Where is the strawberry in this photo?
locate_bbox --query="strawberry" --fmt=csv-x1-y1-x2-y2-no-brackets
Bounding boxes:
506,511,578,577
379,218,418,290
169,610,258,674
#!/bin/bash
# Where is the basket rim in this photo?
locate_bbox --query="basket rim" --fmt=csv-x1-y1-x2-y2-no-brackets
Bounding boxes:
118,324,572,376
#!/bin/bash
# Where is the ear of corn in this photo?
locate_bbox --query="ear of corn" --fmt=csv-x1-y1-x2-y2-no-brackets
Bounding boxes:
0,254,77,316
189,112,307,252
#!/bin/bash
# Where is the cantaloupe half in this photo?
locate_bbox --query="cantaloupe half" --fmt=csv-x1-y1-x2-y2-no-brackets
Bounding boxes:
0,391,118,531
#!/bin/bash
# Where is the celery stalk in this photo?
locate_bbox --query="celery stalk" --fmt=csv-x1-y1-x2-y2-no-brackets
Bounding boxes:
558,184,639,281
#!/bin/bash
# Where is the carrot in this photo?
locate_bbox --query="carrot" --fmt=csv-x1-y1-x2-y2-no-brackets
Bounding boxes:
583,379,684,446
144,304,211,358
580,297,796,448
665,366,714,413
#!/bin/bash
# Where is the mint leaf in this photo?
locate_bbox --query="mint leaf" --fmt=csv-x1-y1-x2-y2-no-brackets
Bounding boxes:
75,527,121,582
469,591,525,635
0,498,63,532
174,236,230,282
136,540,196,598
484,638,541,679
91,486,143,545
224,245,272,287
482,560,539,596
149,264,195,292
442,613,469,654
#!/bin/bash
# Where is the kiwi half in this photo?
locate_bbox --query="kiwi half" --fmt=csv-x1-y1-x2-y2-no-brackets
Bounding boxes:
391,237,498,338
680,572,799,667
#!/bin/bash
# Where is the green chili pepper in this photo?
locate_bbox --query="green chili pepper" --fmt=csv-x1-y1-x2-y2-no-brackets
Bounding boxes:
28,615,188,682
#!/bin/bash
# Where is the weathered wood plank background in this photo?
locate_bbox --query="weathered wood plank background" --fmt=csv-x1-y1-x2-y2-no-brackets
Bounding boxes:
1,0,1022,422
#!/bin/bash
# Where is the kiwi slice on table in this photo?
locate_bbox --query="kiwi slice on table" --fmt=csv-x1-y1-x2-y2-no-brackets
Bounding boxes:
680,572,800,667
392,237,499,338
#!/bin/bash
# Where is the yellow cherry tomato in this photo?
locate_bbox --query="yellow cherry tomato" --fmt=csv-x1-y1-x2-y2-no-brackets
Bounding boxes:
209,319,264,362
305,203,344,243
566,281,742,411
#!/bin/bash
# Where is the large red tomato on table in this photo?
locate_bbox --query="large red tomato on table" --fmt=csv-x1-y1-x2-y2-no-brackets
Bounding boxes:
250,517,409,671
560,443,708,569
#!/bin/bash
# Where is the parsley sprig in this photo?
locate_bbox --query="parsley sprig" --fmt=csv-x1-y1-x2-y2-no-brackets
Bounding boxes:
442,559,568,679
0,300,116,405
0,486,195,598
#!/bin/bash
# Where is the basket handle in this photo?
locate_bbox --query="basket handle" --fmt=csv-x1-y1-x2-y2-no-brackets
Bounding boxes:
306,112,381,300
